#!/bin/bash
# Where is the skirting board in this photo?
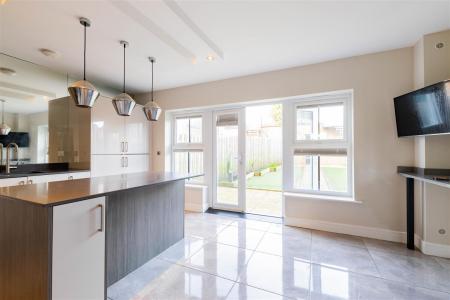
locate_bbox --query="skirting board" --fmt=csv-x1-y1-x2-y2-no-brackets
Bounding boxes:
415,234,450,258
285,217,450,258
284,217,406,243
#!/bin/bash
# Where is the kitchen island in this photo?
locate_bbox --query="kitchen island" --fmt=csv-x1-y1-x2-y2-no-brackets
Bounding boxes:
0,172,197,300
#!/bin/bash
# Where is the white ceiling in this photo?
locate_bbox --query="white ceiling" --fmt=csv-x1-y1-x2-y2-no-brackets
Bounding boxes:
1,0,449,94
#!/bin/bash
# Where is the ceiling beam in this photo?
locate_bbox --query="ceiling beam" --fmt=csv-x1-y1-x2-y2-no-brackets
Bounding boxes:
163,0,224,60
109,0,196,61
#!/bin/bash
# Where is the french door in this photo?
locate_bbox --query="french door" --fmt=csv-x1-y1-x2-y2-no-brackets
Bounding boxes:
212,109,246,211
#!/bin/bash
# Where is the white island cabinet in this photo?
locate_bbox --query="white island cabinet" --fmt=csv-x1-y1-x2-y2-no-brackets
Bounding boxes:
52,197,106,300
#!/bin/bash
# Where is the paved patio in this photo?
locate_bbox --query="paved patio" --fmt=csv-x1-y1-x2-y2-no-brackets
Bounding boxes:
217,186,282,217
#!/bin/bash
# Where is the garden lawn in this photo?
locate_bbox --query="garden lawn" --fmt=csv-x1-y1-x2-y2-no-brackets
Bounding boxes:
246,167,282,191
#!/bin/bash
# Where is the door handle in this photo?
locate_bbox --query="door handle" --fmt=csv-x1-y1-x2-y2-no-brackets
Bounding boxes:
121,156,124,167
125,142,128,153
97,204,104,232
121,141,124,153
125,157,128,167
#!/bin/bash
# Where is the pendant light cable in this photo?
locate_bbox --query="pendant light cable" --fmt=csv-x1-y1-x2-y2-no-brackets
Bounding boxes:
123,44,125,92
151,59,154,102
83,23,86,80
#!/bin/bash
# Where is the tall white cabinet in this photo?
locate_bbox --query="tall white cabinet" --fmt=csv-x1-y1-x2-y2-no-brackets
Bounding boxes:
91,97,151,177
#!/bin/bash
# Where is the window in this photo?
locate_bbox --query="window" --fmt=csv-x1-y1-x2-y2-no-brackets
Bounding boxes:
292,96,352,196
173,115,204,183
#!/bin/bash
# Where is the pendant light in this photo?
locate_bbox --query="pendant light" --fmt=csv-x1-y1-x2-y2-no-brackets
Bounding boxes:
0,100,11,136
112,41,136,116
68,17,100,108
143,57,162,121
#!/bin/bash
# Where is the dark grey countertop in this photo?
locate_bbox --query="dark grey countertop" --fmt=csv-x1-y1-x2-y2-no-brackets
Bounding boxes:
0,171,201,206
0,169,90,179
397,166,450,189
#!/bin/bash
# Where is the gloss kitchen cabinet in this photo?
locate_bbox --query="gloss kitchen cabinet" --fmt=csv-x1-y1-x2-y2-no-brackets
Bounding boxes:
91,96,150,155
90,155,149,177
52,197,105,300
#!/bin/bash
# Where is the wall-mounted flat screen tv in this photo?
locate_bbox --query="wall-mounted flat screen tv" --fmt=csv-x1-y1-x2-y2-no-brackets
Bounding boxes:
394,80,450,137
0,132,30,147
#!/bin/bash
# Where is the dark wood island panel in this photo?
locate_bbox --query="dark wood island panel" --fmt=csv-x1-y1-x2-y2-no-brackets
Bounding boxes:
0,198,52,300
106,180,185,286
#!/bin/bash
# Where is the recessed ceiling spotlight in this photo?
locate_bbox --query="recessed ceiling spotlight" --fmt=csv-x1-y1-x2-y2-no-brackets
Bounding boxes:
206,54,215,62
39,48,60,58
0,67,16,76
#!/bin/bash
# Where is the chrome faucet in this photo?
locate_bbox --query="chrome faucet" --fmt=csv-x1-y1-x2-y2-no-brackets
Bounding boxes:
6,143,19,174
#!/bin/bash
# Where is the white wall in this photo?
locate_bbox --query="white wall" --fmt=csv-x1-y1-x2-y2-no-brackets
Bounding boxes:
136,47,415,238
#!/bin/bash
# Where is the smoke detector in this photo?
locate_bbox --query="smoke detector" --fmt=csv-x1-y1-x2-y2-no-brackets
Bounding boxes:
0,67,16,76
39,48,60,58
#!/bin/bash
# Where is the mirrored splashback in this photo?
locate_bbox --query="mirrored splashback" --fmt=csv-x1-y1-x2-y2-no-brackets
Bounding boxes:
0,53,118,168
0,53,70,164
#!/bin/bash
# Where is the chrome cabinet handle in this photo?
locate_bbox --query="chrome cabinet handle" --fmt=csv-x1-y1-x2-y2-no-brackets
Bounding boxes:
125,142,128,153
120,141,124,153
68,175,74,180
27,179,33,184
18,180,25,185
97,204,104,232
125,157,128,167
121,157,124,167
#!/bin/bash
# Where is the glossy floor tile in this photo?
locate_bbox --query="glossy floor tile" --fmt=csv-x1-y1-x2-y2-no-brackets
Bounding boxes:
226,283,288,300
108,212,450,300
311,241,380,277
156,236,207,264
310,264,450,300
213,225,266,250
182,242,254,281
370,250,450,293
256,232,311,261
131,264,234,300
238,251,310,299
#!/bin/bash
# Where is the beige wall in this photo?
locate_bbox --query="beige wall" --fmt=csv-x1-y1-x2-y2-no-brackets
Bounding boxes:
137,47,415,235
412,30,450,248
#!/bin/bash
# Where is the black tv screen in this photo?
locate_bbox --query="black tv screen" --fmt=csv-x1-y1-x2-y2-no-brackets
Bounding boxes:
0,132,30,147
394,80,450,137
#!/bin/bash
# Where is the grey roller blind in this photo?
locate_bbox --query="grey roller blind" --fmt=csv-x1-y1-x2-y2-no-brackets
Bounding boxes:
294,148,347,156
216,113,238,126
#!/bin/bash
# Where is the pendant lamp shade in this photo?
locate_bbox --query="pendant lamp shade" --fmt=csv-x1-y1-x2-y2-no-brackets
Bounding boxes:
0,100,10,136
143,57,162,121
68,17,100,108
113,41,136,116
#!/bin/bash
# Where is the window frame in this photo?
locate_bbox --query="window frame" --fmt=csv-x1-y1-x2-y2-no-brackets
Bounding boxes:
171,112,206,184
290,93,353,197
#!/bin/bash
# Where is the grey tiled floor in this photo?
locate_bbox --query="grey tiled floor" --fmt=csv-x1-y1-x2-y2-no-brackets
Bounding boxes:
108,212,450,300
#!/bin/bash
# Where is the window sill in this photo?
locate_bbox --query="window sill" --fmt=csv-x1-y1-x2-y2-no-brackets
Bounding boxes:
283,192,361,204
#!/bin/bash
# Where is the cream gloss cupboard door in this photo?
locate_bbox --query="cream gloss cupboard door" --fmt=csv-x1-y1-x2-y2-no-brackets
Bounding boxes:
91,97,125,155
91,155,124,177
124,104,150,154
52,197,105,300
123,155,149,174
